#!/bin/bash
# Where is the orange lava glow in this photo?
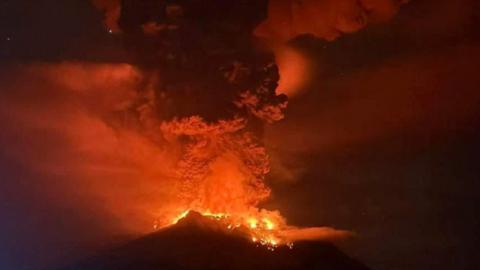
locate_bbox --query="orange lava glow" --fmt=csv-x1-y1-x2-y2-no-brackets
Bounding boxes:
170,210,286,248
154,116,292,247
166,208,353,249
0,63,352,249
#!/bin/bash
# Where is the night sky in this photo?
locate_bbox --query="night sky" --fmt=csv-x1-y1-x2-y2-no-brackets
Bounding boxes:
1,1,479,270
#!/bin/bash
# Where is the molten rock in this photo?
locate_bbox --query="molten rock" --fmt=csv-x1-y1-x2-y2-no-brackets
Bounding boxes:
60,212,370,270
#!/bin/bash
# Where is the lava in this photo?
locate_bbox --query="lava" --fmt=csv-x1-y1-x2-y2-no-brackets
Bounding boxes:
167,209,353,249
169,210,286,248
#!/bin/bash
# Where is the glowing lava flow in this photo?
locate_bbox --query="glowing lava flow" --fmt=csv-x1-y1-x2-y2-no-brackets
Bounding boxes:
169,210,288,249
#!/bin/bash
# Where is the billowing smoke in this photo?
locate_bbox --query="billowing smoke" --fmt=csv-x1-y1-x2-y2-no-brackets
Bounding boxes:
86,0,293,233
91,0,411,96
86,0,409,239
256,0,411,95
0,63,178,232
0,1,414,258
93,0,409,42
266,44,480,160
3,1,480,268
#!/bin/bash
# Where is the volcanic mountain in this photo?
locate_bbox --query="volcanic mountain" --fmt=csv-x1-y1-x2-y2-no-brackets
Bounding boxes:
59,212,370,270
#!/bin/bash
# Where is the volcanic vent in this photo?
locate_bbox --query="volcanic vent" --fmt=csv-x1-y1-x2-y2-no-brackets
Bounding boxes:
61,211,370,270
65,0,400,267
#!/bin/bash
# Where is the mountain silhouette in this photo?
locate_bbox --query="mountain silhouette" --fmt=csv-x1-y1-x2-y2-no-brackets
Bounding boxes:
59,212,370,270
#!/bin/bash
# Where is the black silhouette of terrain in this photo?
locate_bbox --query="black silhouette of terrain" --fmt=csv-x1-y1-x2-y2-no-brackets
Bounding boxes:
60,212,370,270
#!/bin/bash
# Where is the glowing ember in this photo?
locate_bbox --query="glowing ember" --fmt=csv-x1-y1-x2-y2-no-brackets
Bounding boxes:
168,210,285,248
172,210,191,225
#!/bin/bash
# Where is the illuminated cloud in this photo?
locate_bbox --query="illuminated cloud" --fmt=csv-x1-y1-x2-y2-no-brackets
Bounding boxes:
255,0,409,42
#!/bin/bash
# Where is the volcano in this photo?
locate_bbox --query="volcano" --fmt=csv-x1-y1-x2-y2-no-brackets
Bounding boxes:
59,212,370,270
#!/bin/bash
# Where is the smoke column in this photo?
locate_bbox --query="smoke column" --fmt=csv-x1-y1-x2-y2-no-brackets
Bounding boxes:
83,0,412,241
0,0,411,253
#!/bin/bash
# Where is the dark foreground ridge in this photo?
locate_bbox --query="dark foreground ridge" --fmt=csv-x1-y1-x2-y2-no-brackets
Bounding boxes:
59,212,370,270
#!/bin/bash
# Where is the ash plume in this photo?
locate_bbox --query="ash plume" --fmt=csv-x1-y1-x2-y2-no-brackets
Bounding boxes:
94,0,410,43
2,1,479,269
89,0,293,233
0,2,413,261
86,0,410,241
106,1,352,245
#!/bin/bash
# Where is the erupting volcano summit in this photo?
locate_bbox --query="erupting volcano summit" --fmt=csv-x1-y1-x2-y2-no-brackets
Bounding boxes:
57,0,410,267
92,0,349,246
61,211,370,270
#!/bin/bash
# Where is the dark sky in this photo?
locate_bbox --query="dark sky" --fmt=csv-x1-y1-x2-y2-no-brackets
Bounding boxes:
0,0,124,62
1,1,479,270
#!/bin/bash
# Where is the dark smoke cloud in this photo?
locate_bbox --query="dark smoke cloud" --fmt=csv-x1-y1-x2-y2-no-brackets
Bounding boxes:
267,44,480,158
265,0,480,181
261,1,480,269
0,1,286,261
91,0,411,46
2,1,478,270
264,42,480,268
255,0,409,43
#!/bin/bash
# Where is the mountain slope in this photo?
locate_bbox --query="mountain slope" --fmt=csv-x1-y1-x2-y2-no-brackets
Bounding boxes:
60,212,370,270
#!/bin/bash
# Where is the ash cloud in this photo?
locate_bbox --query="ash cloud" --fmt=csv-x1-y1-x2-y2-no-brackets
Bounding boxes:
0,63,179,232
94,0,410,43
256,0,410,42
266,0,480,160
10,3,406,255
86,0,290,228
0,63,173,269
1,0,290,255
267,45,480,159
261,2,480,269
